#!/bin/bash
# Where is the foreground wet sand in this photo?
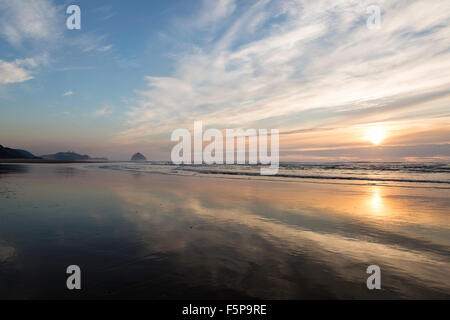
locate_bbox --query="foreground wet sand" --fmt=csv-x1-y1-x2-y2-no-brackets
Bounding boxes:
0,163,449,299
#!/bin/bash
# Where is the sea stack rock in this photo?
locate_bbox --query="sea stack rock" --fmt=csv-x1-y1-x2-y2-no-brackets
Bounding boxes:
131,153,147,161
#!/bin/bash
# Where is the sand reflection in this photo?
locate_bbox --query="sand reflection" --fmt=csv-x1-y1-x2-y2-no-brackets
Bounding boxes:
109,173,450,298
0,164,448,299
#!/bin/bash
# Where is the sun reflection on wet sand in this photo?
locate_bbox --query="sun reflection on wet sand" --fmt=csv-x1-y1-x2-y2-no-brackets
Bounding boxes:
109,174,450,295
369,187,384,216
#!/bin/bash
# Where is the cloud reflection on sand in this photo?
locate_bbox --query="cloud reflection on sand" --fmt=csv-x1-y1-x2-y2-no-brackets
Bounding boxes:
0,164,448,298
111,173,450,298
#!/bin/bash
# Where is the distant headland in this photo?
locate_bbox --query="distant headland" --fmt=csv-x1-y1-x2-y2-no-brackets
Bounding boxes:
0,144,38,159
41,152,108,161
0,145,108,162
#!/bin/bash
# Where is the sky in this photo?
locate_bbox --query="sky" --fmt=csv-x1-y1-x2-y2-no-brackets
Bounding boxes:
0,0,449,161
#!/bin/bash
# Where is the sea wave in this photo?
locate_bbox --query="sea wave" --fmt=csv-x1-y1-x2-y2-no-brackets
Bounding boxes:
89,162,450,187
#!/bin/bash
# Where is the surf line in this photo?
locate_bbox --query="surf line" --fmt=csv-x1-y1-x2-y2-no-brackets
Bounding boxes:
171,121,279,175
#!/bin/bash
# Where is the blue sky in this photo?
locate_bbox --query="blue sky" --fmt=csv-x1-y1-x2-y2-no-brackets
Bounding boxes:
0,0,449,161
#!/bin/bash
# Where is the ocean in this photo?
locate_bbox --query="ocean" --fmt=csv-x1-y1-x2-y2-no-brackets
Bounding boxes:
92,161,450,187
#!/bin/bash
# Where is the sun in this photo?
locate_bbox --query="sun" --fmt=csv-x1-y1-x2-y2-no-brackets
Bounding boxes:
366,126,385,145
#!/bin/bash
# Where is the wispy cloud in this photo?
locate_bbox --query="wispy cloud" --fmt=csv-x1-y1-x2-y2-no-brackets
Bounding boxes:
118,0,450,155
0,0,59,88
0,58,42,84
92,5,115,21
0,0,112,86
0,0,62,47
94,105,113,116
194,0,236,29
55,66,96,72
62,91,73,96
72,33,113,54
97,45,113,52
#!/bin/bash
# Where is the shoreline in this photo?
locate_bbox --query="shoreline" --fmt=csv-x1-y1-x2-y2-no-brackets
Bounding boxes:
2,161,449,189
0,159,110,164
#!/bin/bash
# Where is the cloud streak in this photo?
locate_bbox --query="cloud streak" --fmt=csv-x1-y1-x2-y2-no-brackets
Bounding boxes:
118,0,450,161
0,0,61,46
0,58,41,84
94,105,113,116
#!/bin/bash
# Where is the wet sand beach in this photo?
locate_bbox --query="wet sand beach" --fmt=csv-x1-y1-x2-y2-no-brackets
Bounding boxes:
0,163,449,299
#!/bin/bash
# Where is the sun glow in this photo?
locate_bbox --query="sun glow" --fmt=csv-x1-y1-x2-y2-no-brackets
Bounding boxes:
366,126,386,145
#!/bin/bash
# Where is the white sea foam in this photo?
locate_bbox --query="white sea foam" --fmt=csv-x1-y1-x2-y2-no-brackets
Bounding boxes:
89,162,450,188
